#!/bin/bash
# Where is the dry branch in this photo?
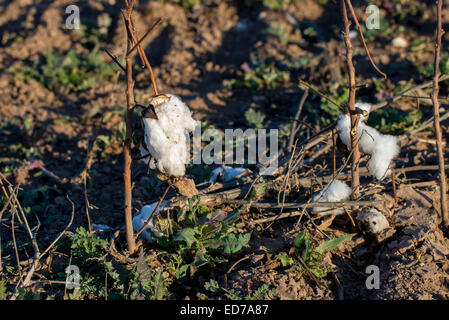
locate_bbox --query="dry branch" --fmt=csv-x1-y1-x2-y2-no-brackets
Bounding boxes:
341,0,361,200
123,3,137,254
431,0,448,227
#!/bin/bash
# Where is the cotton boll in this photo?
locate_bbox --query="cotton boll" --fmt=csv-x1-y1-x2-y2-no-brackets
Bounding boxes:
356,208,390,235
337,114,352,148
133,201,168,242
355,102,372,122
312,180,352,216
141,94,197,177
337,112,400,181
358,123,380,154
367,134,400,180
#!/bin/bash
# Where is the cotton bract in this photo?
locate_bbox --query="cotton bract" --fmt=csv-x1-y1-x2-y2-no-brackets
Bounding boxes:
312,179,352,216
141,94,197,177
336,103,400,181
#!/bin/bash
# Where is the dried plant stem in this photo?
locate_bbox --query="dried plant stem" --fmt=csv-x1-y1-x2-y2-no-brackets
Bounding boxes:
345,0,386,78
123,5,137,254
288,88,309,152
134,184,171,240
299,80,345,112
341,0,360,200
432,0,448,227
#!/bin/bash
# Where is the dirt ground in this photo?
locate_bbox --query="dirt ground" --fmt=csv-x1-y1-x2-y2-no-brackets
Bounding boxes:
1,0,449,300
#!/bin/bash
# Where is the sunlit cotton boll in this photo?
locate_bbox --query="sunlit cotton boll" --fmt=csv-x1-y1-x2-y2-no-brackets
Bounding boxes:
132,201,168,243
336,104,400,181
141,94,197,177
367,134,400,180
312,180,352,216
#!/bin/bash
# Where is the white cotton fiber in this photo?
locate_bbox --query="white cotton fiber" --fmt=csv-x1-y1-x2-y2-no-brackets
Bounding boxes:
356,208,390,235
336,103,400,181
367,134,400,180
141,94,197,177
312,180,352,216
132,201,168,242
209,166,248,183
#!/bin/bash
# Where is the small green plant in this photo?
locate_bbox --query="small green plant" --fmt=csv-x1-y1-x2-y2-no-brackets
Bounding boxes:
148,196,251,280
266,24,290,44
244,105,266,129
10,49,120,92
419,52,449,79
70,227,109,261
227,58,289,91
368,107,422,135
306,87,348,127
276,230,355,278
128,251,171,300
203,279,275,300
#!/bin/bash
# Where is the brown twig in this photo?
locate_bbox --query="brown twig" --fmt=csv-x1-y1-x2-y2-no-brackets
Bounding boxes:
371,74,449,111
123,4,137,254
127,18,162,57
341,0,361,201
127,16,160,96
135,184,172,240
288,88,309,152
299,80,346,112
345,0,387,78
431,0,448,227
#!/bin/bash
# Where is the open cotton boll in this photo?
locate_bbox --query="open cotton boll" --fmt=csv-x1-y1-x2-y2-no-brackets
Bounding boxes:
132,201,168,243
141,94,197,177
367,134,400,180
354,102,372,122
337,112,400,181
312,180,351,216
358,123,381,154
356,208,390,235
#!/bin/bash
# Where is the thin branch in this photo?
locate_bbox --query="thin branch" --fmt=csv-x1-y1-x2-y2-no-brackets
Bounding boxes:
371,74,449,111
345,0,387,78
123,9,137,254
127,18,162,57
135,184,171,239
341,0,361,201
299,80,345,112
431,0,448,227
104,48,126,72
288,88,309,152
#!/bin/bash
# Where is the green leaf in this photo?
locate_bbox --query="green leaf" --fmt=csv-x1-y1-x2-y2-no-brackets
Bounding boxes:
315,233,356,255
275,252,295,267
174,228,196,248
175,264,189,280
221,232,251,254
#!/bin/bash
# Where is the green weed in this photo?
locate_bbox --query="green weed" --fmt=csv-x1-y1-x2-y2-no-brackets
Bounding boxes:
10,49,120,92
276,230,355,278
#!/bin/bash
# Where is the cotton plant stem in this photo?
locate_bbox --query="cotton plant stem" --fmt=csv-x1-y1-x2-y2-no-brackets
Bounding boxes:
341,0,360,201
123,6,136,254
431,0,448,227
